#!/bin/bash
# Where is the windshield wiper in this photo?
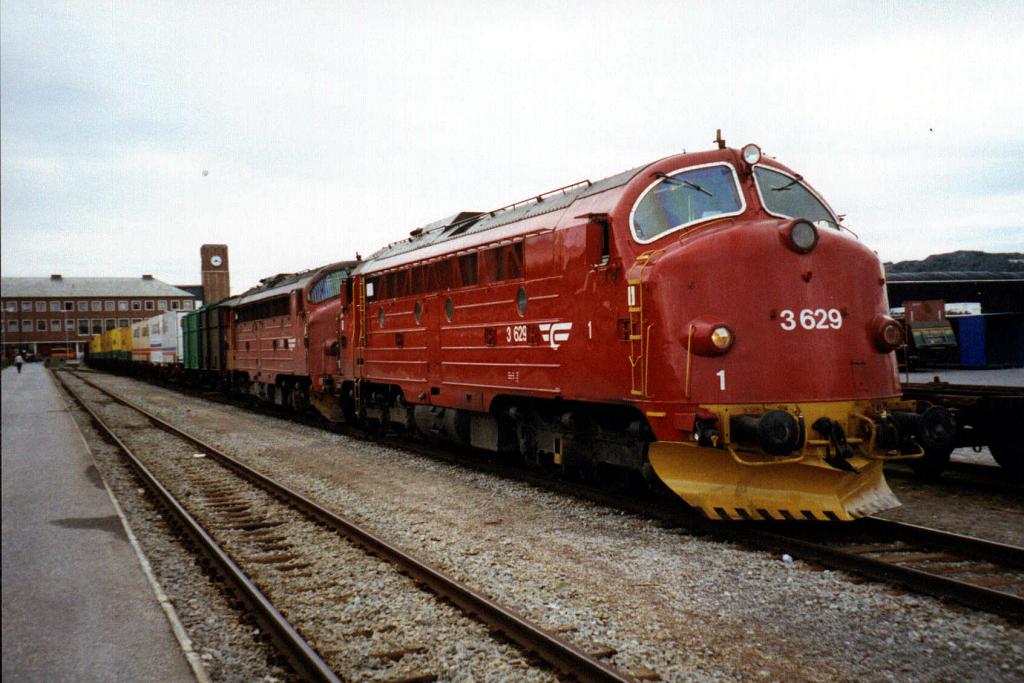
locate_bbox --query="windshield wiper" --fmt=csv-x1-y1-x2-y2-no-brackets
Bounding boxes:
771,173,803,192
656,172,714,197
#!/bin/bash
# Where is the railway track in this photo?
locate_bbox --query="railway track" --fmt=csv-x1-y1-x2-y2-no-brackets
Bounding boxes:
73,369,1024,625
499,469,1024,623
732,518,1024,622
462,461,1024,622
56,370,633,682
885,459,1023,497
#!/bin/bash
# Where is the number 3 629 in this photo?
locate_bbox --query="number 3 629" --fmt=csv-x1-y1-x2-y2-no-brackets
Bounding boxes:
779,308,843,331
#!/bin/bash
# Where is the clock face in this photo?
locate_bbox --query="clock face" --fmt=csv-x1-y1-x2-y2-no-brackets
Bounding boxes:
210,255,223,267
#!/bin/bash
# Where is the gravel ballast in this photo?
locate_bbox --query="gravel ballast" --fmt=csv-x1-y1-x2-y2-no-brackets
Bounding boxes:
75,371,1024,682
61,372,558,682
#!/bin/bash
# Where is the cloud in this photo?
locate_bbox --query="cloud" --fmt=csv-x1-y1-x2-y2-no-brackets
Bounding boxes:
2,0,1023,290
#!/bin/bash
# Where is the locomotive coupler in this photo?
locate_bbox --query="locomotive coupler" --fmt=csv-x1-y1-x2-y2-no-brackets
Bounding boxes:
729,410,802,456
884,406,956,454
812,417,859,472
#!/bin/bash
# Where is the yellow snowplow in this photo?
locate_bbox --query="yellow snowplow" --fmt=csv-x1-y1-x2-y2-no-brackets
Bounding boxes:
648,443,898,521
646,399,950,521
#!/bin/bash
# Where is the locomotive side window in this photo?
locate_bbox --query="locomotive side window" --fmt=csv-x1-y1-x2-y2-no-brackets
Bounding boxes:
411,265,428,294
508,242,524,279
386,270,409,298
235,296,290,322
753,166,838,229
458,253,478,286
482,242,524,283
435,259,455,290
490,248,505,281
631,164,744,243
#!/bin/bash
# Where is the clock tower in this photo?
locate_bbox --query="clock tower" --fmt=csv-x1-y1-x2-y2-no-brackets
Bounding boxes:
200,244,230,304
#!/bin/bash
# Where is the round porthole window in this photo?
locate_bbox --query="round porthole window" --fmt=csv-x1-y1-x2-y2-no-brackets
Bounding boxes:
378,307,385,328
445,297,454,321
516,286,527,317
414,301,422,325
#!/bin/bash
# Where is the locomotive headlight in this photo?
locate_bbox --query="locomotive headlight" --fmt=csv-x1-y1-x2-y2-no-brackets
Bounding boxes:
788,219,819,253
872,314,904,352
710,326,734,350
685,316,735,356
742,143,762,165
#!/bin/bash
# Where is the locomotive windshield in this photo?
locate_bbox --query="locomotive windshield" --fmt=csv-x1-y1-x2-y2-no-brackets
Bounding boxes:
631,164,744,242
309,269,346,303
753,166,838,229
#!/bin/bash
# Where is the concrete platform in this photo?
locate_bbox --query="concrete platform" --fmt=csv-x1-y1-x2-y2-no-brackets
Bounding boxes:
906,367,1024,387
2,363,196,682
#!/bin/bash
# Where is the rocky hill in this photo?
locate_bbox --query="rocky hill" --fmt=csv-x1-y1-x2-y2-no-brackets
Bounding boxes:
884,251,1024,273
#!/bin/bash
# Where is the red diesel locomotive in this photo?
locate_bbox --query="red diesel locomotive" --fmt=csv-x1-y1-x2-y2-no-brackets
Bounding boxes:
298,142,954,521
97,141,955,520
225,261,356,411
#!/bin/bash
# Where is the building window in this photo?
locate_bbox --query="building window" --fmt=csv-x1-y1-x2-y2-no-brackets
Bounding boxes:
78,301,88,312
104,301,115,311
118,318,129,327
22,320,33,332
170,300,181,310
4,301,16,312
91,320,103,334
132,318,142,324
182,300,193,310
49,301,61,312
22,301,32,311
157,300,167,310
144,300,154,310
51,319,61,330
131,301,141,310
118,301,129,311
105,319,116,331
65,319,75,331
37,320,48,332
7,320,17,332
35,301,46,312
91,301,102,312
78,320,90,335
64,301,74,311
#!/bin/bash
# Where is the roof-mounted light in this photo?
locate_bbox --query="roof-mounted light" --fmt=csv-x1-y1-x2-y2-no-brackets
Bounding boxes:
790,220,817,251
742,143,762,165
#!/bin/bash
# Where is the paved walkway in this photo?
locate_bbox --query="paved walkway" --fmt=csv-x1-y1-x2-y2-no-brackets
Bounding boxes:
906,367,1024,387
2,363,194,682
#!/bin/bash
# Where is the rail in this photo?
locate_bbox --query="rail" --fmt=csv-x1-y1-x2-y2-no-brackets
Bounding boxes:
737,518,1024,622
54,370,341,683
59,369,632,682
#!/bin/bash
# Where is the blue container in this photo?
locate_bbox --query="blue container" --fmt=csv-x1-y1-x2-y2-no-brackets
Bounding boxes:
956,315,986,367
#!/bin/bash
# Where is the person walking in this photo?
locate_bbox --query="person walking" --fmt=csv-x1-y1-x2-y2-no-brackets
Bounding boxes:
14,352,25,374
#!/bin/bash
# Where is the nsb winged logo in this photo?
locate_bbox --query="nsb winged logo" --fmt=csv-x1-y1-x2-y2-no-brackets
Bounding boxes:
538,322,572,350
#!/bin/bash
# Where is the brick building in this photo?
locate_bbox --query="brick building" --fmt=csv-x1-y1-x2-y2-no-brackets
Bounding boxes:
1,274,197,359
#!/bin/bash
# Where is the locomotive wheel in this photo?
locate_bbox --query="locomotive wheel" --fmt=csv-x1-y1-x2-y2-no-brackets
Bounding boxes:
909,446,952,479
989,442,1023,480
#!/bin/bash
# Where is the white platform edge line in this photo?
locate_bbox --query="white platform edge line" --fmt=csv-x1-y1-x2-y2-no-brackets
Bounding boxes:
50,369,211,683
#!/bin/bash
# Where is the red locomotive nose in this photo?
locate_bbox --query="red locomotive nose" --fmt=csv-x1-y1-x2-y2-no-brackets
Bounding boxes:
647,218,901,405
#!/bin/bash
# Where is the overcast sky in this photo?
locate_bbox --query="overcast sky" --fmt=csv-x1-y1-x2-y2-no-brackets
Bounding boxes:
2,1,1022,293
